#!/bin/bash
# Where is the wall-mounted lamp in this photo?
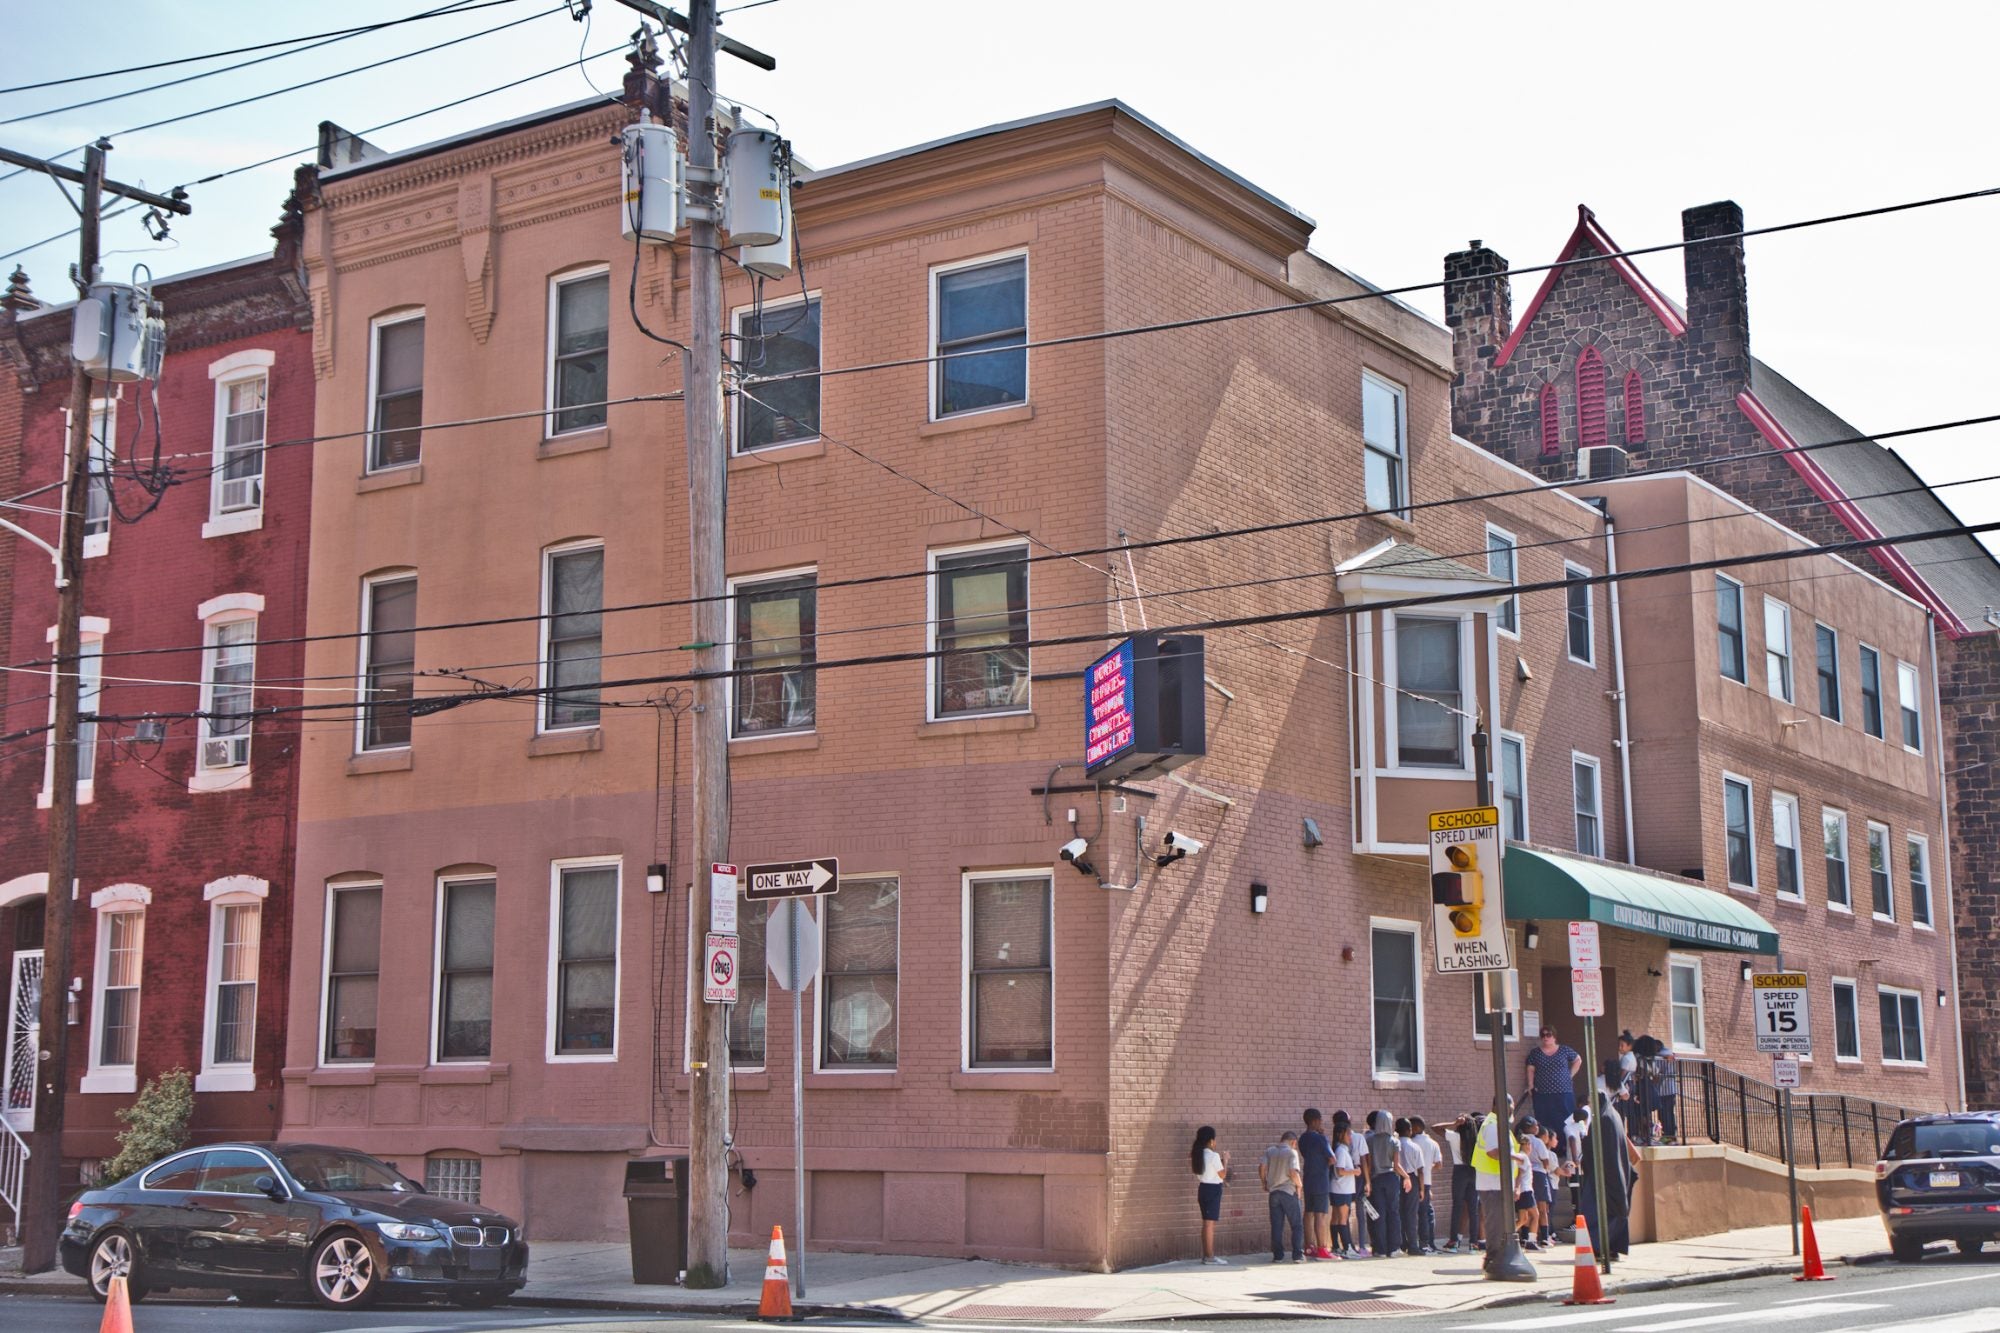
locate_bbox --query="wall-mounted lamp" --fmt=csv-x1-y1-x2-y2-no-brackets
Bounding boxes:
1939,989,1950,1008
1523,922,1541,951
1302,818,1323,850
1340,944,1354,963
1740,960,1753,983
1250,882,1269,915
646,863,668,895
1517,656,1532,683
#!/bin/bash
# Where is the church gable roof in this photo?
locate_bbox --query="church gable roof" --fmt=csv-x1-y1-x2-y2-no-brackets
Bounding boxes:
1494,205,1688,368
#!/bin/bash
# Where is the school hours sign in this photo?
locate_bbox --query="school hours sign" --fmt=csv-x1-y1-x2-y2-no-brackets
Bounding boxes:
1428,805,1513,973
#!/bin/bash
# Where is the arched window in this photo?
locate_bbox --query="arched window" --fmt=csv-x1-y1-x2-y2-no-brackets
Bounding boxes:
1624,371,1646,445
1539,384,1561,458
1575,346,1608,451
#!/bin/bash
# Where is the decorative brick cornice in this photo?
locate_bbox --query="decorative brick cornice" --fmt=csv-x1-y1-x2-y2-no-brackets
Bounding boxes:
318,103,624,209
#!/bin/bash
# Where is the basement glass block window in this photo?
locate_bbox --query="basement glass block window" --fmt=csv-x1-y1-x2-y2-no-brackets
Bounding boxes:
736,297,820,450
426,1156,482,1204
934,256,1026,417
550,272,610,435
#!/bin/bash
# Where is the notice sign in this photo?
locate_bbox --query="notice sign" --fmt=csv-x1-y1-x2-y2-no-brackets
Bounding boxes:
703,932,739,1005
1753,971,1813,1055
711,863,738,933
1084,639,1138,773
1571,969,1605,1017
1568,921,1601,971
1428,805,1512,972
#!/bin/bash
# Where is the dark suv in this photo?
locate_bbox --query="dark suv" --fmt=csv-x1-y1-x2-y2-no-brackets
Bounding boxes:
1876,1112,2000,1261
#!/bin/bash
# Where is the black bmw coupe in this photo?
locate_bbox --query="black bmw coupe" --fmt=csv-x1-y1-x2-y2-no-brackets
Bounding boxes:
59,1142,528,1310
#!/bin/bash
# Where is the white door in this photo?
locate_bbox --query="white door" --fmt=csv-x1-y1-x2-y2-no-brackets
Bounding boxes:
2,950,40,1131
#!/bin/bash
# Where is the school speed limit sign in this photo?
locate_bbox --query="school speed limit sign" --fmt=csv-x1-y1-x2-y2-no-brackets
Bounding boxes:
1753,971,1812,1055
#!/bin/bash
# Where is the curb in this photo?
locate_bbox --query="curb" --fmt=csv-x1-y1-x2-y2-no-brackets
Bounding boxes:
1473,1248,1892,1315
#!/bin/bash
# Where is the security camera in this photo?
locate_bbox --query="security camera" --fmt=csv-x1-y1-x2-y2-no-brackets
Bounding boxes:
1060,837,1089,863
1163,831,1205,857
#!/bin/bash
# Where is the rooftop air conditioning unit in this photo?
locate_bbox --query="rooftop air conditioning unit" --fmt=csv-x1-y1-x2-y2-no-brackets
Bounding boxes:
1577,445,1629,479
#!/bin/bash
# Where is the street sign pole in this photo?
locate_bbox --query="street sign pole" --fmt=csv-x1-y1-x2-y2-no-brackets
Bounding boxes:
1784,1085,1799,1256
1470,730,1535,1282
1569,923,1611,1278
1754,968,1811,1258
791,896,805,1298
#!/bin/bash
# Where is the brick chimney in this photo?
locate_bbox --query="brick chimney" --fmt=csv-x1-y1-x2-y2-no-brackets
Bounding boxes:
1444,240,1512,442
1681,200,1751,394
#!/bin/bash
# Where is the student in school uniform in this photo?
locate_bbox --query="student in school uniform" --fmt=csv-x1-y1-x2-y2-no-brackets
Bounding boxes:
1394,1118,1426,1255
1329,1118,1361,1258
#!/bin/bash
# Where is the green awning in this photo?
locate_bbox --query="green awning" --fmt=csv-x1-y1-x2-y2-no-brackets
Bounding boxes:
1503,845,1780,955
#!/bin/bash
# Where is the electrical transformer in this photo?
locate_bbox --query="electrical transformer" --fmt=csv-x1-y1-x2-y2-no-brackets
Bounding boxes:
620,121,681,244
723,128,787,247
738,166,793,279
71,270,165,383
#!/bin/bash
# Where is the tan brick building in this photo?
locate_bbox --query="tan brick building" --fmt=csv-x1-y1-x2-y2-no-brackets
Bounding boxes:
282,87,1957,1270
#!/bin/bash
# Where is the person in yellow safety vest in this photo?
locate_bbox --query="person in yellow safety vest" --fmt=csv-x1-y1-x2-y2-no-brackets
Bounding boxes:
1470,1100,1525,1237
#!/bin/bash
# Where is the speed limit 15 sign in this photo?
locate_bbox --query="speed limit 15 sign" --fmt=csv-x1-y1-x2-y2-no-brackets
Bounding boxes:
1752,971,1811,1055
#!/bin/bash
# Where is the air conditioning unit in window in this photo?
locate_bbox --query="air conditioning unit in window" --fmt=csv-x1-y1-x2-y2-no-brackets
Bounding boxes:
219,476,261,513
1577,445,1629,479
202,736,248,769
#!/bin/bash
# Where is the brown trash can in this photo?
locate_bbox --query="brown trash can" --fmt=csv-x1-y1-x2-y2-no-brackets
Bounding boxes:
623,1156,690,1284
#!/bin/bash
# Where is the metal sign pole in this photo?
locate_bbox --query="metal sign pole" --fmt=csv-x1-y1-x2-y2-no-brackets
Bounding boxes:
792,896,806,1298
1785,1086,1800,1256
1581,1018,1609,1275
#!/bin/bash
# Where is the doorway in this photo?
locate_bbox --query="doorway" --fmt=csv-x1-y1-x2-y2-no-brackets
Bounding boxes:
1540,964,1619,1098
3,948,41,1131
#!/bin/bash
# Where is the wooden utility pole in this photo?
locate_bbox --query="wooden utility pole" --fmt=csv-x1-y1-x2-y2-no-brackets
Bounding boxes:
679,0,733,1288
1,139,188,1272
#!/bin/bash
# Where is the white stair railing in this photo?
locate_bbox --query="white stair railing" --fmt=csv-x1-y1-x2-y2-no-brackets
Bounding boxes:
0,1117,28,1235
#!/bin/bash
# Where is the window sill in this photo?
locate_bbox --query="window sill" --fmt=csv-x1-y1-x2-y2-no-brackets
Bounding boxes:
547,1052,617,1064
805,1070,900,1090
675,1071,769,1092
1914,921,1936,933
1774,893,1806,908
538,428,610,460
421,1063,506,1085
917,711,1036,738
195,1068,257,1093
80,1070,137,1095
1828,902,1854,915
202,509,264,539
37,779,93,810
1872,914,1898,926
919,403,1033,437
528,728,601,757
730,730,818,754
306,1065,376,1085
1834,1056,1862,1065
188,766,251,794
1727,883,1757,897
347,748,412,776
357,464,423,493
950,1069,1058,1090
1370,1074,1425,1091
1882,1060,1929,1071
731,438,825,470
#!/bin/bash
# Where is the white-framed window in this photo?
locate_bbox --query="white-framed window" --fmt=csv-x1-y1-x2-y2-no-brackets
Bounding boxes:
193,593,263,791
819,876,898,1069
1668,954,1705,1053
1764,597,1793,702
206,349,272,533
1879,985,1926,1066
1907,834,1933,929
322,881,382,1064
1815,623,1841,721
1723,773,1755,890
963,870,1053,1071
1858,643,1884,738
727,568,816,738
1897,660,1923,752
548,858,620,1060
1715,573,1746,683
546,267,610,436
357,572,416,751
1362,372,1408,516
1564,562,1594,665
197,876,267,1093
83,884,149,1094
540,542,603,732
434,875,495,1063
366,309,425,471
81,399,114,559
1823,807,1851,911
1572,752,1602,857
1486,526,1519,635
1391,614,1469,769
930,542,1029,720
1831,977,1861,1062
1868,821,1894,921
930,251,1027,420
1369,917,1423,1077
732,290,821,451
40,617,106,807
1772,792,1803,901
1499,731,1528,842
730,898,767,1070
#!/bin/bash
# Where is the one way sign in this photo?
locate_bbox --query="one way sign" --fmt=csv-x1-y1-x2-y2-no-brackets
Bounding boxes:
744,858,840,901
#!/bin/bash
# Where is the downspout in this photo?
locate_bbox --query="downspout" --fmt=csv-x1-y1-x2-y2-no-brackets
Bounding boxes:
1603,513,1638,864
1928,616,1968,1111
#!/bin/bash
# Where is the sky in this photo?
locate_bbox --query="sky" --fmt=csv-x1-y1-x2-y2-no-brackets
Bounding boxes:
3,0,1997,545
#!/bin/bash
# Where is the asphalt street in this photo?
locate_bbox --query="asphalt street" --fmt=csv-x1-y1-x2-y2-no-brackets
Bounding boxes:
8,1254,2000,1331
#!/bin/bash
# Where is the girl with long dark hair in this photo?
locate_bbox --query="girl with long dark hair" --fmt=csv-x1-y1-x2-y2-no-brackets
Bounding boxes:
1191,1126,1230,1263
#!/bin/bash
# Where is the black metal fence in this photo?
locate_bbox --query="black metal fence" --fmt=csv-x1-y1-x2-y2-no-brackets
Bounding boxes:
1675,1058,1937,1169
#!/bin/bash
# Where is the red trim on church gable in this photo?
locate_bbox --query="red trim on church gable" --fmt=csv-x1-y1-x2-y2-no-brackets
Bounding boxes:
1738,390,1971,638
1494,206,1689,369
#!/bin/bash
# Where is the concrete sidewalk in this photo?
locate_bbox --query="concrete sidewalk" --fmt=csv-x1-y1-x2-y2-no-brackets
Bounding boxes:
2,1213,1894,1318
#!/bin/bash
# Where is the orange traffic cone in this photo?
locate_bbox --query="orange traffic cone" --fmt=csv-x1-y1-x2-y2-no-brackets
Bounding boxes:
1562,1215,1614,1306
1796,1205,1835,1281
755,1225,800,1321
99,1275,135,1333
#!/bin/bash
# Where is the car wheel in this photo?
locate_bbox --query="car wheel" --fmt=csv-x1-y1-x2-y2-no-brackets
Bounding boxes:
87,1230,149,1304
309,1231,382,1310
232,1288,281,1306
1957,1237,1984,1256
453,1291,507,1309
1892,1235,1927,1263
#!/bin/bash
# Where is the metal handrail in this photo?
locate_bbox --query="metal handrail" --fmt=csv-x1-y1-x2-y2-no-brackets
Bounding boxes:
1674,1058,1936,1169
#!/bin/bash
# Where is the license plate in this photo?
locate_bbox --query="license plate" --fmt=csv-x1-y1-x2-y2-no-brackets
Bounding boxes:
1931,1171,1961,1188
464,1248,504,1271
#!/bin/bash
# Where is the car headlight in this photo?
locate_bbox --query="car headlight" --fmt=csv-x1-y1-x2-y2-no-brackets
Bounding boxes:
377,1223,439,1242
